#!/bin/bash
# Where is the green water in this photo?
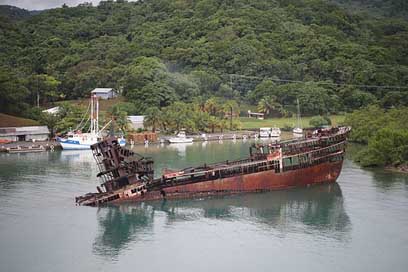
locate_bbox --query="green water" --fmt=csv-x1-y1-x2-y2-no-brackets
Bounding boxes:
0,140,407,272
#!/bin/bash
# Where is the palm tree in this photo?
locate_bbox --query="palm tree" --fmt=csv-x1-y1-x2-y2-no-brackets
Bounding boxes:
222,100,239,130
204,97,220,116
144,107,162,132
207,116,220,133
257,95,281,118
108,105,130,135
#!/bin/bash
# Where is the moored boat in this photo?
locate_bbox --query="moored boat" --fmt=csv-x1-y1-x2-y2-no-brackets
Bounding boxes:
76,126,351,206
270,127,281,138
259,127,272,138
57,95,126,150
167,131,194,143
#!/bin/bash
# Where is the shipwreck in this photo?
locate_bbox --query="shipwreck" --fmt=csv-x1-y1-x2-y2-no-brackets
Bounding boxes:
75,127,351,206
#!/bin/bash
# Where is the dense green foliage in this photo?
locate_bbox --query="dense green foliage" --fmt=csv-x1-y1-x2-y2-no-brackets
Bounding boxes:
332,0,408,17
356,128,408,167
309,115,332,127
1,0,408,118
345,106,408,166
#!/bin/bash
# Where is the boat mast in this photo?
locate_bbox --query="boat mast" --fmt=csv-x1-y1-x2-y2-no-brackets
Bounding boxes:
90,94,93,133
95,95,99,135
296,98,301,129
90,94,99,135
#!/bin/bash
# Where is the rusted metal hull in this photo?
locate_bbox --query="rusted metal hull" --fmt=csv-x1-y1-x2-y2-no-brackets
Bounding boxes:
109,160,343,204
76,127,351,206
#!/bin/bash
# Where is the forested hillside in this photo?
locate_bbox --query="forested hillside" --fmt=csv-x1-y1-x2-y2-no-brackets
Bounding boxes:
332,0,408,17
1,0,407,117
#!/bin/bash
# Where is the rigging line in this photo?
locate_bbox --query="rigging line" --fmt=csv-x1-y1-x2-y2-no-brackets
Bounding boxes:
73,101,91,131
77,116,90,132
228,74,408,89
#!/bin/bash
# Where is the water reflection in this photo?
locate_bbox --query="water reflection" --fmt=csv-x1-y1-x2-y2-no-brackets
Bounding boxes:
93,203,155,259
370,169,408,189
93,183,350,258
166,142,194,156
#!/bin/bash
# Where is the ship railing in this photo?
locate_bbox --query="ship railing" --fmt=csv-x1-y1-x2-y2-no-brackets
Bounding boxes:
150,159,280,190
282,140,346,159
282,149,345,172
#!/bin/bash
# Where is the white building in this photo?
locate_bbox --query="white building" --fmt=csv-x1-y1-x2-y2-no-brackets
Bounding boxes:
42,106,60,115
91,88,117,99
127,116,145,130
0,126,50,142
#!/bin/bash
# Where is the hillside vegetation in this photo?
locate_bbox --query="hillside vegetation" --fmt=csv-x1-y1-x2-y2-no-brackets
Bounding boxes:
345,106,408,167
1,0,408,118
0,113,39,127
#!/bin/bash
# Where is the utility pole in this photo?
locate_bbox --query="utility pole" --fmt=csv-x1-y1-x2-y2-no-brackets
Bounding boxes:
230,105,233,130
37,76,40,107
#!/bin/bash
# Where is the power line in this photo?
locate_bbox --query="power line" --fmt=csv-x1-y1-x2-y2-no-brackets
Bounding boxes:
228,74,408,90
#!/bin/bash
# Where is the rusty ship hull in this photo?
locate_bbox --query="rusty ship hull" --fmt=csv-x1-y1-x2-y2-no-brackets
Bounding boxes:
75,127,350,206
108,161,343,203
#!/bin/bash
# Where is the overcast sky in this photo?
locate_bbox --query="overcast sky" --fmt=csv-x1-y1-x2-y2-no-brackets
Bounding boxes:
0,0,135,10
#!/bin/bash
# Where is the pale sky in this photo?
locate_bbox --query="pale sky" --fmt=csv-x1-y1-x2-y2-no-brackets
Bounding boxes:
0,0,136,10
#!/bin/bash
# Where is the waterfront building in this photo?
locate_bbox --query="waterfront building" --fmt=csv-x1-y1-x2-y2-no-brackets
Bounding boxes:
0,126,49,142
127,115,145,130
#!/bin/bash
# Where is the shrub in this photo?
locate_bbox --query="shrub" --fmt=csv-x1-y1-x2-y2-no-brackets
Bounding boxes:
309,115,331,128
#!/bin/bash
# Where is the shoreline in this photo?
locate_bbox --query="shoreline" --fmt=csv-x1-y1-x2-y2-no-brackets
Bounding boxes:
384,164,408,174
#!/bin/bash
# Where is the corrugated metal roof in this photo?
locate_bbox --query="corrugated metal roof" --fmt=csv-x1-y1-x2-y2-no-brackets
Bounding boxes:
0,126,49,136
42,106,60,114
91,88,113,93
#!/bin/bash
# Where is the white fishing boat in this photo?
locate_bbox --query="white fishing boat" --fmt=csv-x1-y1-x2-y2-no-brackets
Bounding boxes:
293,98,303,138
270,127,281,137
168,131,193,143
57,95,126,150
259,127,272,138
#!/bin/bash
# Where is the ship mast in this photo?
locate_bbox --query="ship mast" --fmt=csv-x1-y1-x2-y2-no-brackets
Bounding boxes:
90,94,99,135
296,98,301,129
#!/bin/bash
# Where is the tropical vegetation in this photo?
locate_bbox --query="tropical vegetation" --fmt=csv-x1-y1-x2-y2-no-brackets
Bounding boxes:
0,0,407,121
1,0,408,170
345,106,408,167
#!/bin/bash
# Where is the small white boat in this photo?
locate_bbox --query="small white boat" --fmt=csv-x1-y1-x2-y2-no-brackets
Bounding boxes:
168,131,193,143
293,127,303,137
259,127,272,138
270,127,281,137
293,98,303,138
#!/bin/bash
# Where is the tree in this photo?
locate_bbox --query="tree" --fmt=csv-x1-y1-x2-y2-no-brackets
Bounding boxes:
161,102,195,133
222,100,239,130
208,116,220,133
55,102,87,134
108,104,130,135
257,96,281,117
0,67,29,114
144,107,162,132
248,80,277,104
309,115,332,128
39,112,60,138
204,97,221,116
26,74,61,106
357,128,408,167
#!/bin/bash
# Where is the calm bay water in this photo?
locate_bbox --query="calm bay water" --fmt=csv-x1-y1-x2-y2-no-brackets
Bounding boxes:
0,140,407,272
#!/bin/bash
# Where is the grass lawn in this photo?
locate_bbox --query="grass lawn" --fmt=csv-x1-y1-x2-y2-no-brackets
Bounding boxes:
239,115,346,130
55,97,124,112
0,113,39,127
